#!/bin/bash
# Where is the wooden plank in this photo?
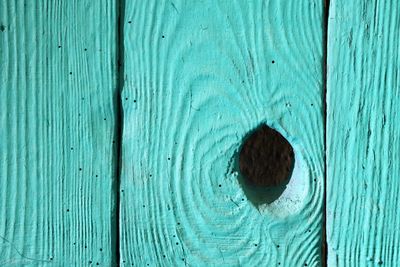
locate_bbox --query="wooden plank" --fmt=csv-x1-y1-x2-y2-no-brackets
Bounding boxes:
0,1,118,265
327,0,400,266
120,1,325,265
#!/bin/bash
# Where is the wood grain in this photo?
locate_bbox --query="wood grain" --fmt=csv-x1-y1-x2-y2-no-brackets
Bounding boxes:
0,1,118,265
120,0,325,266
326,0,400,266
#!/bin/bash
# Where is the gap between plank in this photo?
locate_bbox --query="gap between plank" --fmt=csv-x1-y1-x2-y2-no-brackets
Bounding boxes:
113,0,125,265
322,0,330,266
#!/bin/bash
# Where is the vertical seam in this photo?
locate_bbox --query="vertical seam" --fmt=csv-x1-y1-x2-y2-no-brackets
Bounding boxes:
322,0,330,266
114,0,125,265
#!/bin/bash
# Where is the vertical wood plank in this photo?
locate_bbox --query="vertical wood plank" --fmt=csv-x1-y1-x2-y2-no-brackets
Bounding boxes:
0,1,118,265
327,0,400,266
121,1,325,266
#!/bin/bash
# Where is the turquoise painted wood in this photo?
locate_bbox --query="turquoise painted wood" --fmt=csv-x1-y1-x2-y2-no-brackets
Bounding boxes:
120,0,325,266
0,1,118,265
327,0,400,266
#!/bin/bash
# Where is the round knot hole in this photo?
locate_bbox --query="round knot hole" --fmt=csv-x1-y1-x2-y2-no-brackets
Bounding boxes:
239,125,294,187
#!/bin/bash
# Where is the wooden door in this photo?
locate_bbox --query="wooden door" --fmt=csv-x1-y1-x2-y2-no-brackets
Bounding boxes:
1,0,399,266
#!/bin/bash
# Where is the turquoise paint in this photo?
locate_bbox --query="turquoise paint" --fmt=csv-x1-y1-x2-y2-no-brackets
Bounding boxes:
120,0,325,266
0,0,331,266
0,1,118,265
327,0,400,266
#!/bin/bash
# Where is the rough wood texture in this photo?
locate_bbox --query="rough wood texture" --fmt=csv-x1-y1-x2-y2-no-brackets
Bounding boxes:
120,0,325,266
327,0,400,266
0,1,118,265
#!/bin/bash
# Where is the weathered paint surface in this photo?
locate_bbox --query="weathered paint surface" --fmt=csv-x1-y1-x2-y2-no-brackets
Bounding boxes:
327,0,400,266
0,1,118,265
120,0,325,266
